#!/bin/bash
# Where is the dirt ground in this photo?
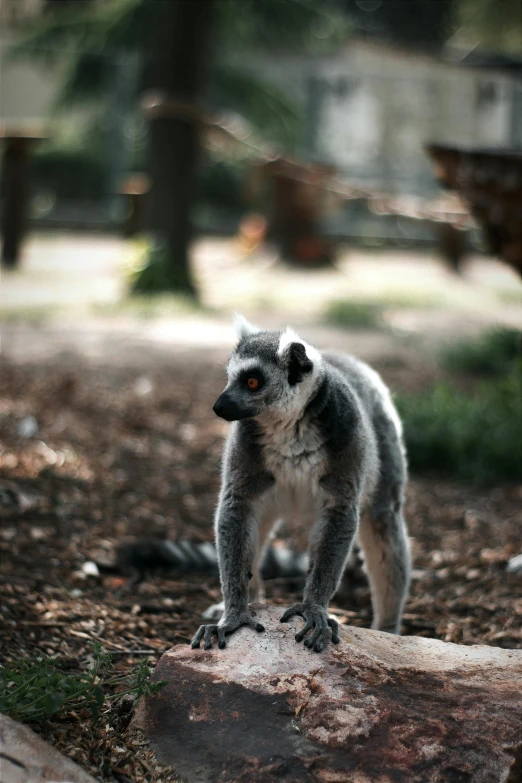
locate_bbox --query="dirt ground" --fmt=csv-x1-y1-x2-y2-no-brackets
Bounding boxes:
2,234,521,332
1,237,521,781
1,323,521,781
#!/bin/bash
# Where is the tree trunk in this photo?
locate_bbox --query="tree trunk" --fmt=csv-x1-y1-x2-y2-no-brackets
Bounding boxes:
144,0,215,295
1,137,31,269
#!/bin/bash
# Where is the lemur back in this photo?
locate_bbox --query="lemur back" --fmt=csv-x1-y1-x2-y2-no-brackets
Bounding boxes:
191,316,410,653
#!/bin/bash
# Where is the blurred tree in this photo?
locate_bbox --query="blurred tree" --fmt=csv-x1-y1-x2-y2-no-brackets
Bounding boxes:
453,0,522,54
16,0,350,293
342,0,521,55
44,0,94,9
346,0,454,52
140,0,215,295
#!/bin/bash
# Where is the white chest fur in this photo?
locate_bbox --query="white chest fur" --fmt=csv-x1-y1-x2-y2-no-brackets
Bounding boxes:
253,417,327,534
259,416,326,487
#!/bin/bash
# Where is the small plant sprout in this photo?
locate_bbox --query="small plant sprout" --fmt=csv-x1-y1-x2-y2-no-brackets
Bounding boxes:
0,641,166,725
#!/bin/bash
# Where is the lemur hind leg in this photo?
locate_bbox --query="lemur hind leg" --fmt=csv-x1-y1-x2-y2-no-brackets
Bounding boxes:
201,600,225,621
248,512,279,603
358,429,410,634
358,503,409,633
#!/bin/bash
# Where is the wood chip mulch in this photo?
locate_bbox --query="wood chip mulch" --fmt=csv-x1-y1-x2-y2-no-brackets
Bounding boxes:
1,352,521,781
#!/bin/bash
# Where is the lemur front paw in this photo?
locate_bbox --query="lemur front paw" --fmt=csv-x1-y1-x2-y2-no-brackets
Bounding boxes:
190,609,264,650
280,602,339,653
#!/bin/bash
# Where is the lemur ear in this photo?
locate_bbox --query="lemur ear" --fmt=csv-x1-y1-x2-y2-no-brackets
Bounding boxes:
233,313,261,341
278,327,322,385
285,342,314,385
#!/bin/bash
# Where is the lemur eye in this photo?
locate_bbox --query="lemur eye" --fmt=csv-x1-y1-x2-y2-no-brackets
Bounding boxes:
241,369,264,391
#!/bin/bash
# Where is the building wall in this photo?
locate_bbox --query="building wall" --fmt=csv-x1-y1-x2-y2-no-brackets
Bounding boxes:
1,0,56,129
0,32,58,128
237,41,520,196
0,0,43,29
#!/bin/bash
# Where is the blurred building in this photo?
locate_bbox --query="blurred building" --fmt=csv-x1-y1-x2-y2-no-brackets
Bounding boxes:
0,0,42,28
237,40,522,197
0,0,56,127
0,0,134,232
1,3,520,249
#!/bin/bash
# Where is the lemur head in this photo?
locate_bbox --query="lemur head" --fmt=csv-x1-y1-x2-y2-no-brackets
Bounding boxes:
213,314,323,422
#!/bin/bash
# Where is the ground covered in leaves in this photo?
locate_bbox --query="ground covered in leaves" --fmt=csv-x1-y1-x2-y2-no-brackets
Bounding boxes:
1,347,521,782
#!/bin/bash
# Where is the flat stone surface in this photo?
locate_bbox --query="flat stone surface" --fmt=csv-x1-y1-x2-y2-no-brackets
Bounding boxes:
0,713,96,783
140,604,522,783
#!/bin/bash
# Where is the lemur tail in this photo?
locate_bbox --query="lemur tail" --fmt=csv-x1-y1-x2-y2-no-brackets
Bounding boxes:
115,539,309,584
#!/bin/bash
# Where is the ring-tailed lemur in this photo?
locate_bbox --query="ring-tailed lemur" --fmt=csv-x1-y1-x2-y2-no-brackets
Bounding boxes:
191,315,411,653
115,537,310,587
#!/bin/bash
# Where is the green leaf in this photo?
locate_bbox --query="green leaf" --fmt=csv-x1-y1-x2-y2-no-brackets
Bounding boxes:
93,685,105,707
45,693,64,715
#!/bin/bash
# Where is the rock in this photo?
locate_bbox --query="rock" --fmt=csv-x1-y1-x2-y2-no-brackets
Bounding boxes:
139,604,522,783
17,416,38,439
0,484,36,516
507,553,522,574
133,376,154,397
0,713,96,783
81,560,100,577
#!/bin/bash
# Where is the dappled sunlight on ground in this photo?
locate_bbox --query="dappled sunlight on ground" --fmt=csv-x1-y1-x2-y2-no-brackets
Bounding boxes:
1,235,520,348
1,233,127,312
195,239,521,324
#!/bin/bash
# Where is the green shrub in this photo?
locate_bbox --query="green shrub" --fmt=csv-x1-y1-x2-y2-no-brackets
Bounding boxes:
129,240,196,295
33,148,108,200
324,300,383,329
0,642,165,725
324,293,441,330
397,363,522,484
440,327,521,377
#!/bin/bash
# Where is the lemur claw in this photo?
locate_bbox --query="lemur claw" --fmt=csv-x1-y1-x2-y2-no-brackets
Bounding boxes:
280,602,339,652
190,612,265,650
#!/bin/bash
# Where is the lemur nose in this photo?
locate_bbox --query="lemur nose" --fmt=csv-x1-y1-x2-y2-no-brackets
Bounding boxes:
213,392,244,421
213,400,226,417
213,391,231,419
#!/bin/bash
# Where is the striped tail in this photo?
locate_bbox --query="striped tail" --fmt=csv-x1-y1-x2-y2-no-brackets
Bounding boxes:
116,539,308,583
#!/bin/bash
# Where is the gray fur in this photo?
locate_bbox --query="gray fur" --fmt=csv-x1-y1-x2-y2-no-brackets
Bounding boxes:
191,319,410,652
